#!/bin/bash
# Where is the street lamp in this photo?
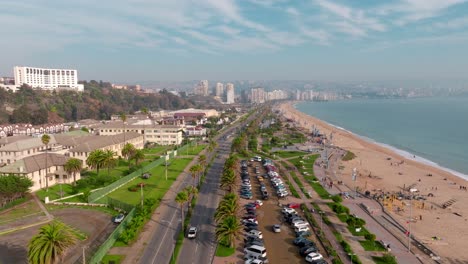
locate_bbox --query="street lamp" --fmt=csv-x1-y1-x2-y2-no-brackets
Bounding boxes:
348,253,356,264
319,211,325,234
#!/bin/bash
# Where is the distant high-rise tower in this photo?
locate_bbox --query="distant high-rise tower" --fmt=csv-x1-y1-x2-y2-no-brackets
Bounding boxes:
215,82,224,97
226,83,235,104
250,87,265,104
194,80,209,96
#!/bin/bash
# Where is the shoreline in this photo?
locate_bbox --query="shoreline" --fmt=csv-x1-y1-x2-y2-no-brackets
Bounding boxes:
299,108,468,181
277,101,468,261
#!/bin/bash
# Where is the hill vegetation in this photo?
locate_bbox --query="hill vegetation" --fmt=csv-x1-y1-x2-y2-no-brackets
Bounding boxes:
0,81,195,124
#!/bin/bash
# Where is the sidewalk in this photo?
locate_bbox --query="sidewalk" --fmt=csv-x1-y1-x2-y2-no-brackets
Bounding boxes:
108,150,207,263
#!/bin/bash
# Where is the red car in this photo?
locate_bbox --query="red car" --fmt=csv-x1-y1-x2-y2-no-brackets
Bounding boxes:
288,203,301,209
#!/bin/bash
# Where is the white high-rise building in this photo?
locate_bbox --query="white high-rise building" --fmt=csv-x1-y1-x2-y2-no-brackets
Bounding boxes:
194,80,209,96
226,83,235,104
251,87,265,104
14,66,84,91
215,82,224,97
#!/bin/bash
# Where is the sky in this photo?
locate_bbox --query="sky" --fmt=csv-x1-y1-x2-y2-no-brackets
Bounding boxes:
2,0,468,82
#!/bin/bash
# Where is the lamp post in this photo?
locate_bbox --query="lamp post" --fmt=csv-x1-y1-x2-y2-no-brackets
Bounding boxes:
408,195,412,252
165,152,168,181
348,253,356,264
140,183,144,207
319,211,324,234
82,246,87,264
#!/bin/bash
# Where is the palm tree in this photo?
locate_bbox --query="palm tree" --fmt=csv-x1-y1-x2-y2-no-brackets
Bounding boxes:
102,149,117,176
220,170,236,192
131,149,145,166
121,143,136,161
120,113,127,144
215,215,242,248
41,134,51,191
28,221,77,264
198,154,207,170
175,190,189,230
189,165,198,186
63,158,82,186
184,185,198,212
86,149,105,175
214,196,239,223
195,164,204,186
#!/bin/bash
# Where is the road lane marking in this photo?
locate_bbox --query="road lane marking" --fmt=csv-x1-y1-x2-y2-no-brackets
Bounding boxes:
151,208,178,264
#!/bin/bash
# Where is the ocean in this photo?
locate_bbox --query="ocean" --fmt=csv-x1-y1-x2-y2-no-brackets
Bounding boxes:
295,97,468,180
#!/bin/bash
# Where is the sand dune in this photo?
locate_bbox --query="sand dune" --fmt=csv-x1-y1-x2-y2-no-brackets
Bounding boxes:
278,102,468,261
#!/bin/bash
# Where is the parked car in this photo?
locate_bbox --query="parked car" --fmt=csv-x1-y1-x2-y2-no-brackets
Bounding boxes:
300,245,319,256
246,230,263,239
187,226,197,238
244,255,269,264
241,194,253,199
141,172,151,179
305,253,323,263
296,230,312,237
272,224,281,233
288,203,301,209
112,213,125,223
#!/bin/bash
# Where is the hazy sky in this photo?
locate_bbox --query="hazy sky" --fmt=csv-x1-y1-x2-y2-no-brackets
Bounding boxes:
2,0,468,82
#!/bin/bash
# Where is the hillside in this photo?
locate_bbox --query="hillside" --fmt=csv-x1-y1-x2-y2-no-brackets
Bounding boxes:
0,81,195,124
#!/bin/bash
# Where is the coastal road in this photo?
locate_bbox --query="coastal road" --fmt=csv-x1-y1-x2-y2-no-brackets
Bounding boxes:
178,114,257,264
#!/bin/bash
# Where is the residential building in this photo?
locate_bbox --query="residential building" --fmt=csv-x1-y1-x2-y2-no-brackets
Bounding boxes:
13,66,84,91
251,87,265,104
0,153,80,192
226,83,235,104
68,132,144,167
96,122,182,145
215,82,224,97
0,123,70,138
194,80,209,96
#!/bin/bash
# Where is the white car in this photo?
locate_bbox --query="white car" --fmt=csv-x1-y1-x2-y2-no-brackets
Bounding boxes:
247,230,263,239
187,226,197,238
245,259,264,264
255,200,263,206
273,224,281,233
305,252,323,263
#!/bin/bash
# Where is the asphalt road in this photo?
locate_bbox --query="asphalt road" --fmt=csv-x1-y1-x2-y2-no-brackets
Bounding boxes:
138,116,249,264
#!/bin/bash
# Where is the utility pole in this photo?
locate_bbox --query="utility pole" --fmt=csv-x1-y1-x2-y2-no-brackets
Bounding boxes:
408,195,412,252
82,246,86,264
165,153,168,181
140,183,144,207
352,168,357,198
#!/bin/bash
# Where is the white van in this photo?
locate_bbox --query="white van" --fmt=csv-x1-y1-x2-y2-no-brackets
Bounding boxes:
244,245,267,258
293,221,309,228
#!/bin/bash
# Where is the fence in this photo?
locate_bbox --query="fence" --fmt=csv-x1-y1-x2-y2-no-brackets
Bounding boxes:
107,197,135,213
88,207,136,264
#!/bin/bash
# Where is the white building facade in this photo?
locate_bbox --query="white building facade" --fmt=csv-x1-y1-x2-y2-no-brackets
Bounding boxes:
226,83,235,104
14,66,84,91
215,82,224,97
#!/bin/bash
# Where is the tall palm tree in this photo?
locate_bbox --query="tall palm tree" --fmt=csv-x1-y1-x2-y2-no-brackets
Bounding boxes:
41,134,51,191
175,190,189,230
120,113,127,144
195,164,204,186
86,149,105,175
189,165,198,186
215,215,242,248
214,196,239,223
198,154,207,170
131,149,145,166
121,143,136,161
63,158,82,186
102,149,117,176
28,221,77,264
220,170,236,192
184,185,198,212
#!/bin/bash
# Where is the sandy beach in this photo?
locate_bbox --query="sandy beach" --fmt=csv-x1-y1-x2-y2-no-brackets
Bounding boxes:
277,101,468,261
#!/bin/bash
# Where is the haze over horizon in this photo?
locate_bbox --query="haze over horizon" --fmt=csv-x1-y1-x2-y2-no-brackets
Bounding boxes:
2,0,468,83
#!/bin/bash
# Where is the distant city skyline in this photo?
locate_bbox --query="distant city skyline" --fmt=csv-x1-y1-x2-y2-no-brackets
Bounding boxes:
2,1,468,82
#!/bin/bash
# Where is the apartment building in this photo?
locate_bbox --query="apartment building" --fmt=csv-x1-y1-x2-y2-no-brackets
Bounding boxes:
68,132,143,167
226,83,235,104
0,153,80,192
14,66,84,91
96,122,182,145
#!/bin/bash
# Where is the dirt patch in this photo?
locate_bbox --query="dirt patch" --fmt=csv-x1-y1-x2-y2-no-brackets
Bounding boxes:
0,207,116,264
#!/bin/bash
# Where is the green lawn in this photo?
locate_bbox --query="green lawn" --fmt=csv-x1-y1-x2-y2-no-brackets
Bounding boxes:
372,254,398,264
215,244,235,257
143,145,172,155
359,240,386,251
45,203,118,216
106,158,192,205
273,151,307,159
36,184,76,202
348,225,370,236
101,254,125,264
0,199,44,225
184,144,207,156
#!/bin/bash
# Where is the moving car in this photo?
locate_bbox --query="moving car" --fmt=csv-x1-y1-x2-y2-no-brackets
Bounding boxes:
113,213,125,223
187,226,197,238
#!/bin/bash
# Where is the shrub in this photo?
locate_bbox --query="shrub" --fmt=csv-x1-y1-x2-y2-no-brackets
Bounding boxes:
381,253,397,264
365,233,376,242
128,187,138,192
332,195,343,203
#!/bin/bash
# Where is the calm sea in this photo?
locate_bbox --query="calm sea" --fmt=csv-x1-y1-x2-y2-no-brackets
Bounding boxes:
295,97,468,180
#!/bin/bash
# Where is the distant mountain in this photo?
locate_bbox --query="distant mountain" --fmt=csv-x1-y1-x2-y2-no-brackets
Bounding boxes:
0,80,195,124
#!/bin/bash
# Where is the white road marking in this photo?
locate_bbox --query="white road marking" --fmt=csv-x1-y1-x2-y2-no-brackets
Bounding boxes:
151,209,178,264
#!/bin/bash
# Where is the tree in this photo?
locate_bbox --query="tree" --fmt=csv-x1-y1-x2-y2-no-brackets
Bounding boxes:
175,190,189,230
28,221,77,264
381,253,397,264
41,134,51,191
121,143,136,161
63,158,82,186
214,194,239,223
120,113,127,144
215,215,242,248
220,170,236,192
189,165,200,186
0,175,33,207
86,149,105,174
131,149,145,166
184,185,198,211
102,150,117,176
198,154,206,170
